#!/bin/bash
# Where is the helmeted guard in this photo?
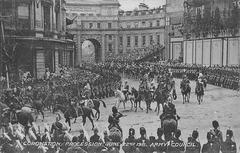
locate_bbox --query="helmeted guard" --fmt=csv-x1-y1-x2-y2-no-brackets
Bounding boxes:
202,132,221,153
155,128,167,153
186,130,201,153
210,120,223,145
136,127,150,153
221,129,237,153
167,129,185,153
123,128,137,153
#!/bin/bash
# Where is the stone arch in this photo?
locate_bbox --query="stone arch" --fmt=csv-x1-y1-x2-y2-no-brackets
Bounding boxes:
80,35,103,64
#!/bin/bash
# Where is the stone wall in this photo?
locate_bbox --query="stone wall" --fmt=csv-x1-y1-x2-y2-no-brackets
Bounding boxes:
184,37,240,66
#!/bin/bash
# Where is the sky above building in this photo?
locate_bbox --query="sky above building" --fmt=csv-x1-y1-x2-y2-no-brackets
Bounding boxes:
118,0,166,11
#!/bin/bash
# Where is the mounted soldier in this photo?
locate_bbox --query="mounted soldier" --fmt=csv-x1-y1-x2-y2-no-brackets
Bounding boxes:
122,81,130,101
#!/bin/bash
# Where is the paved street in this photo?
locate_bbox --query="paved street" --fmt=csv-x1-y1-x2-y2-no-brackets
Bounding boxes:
36,77,240,149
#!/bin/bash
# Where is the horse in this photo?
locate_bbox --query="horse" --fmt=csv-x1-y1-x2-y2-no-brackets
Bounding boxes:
53,104,95,130
130,87,143,112
180,81,191,104
195,81,204,105
154,86,169,115
1,109,35,135
162,118,178,141
145,90,153,113
83,99,107,120
114,90,133,110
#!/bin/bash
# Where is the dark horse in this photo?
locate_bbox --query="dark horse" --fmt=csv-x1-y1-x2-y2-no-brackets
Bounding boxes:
86,99,106,120
1,107,34,134
195,81,204,105
180,81,191,104
154,85,169,115
53,104,95,130
162,118,178,141
130,87,143,112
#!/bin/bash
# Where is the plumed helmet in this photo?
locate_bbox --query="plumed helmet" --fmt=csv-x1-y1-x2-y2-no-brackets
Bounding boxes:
226,129,233,138
140,127,146,135
192,130,199,139
112,106,118,113
129,128,135,136
175,129,181,138
212,120,219,129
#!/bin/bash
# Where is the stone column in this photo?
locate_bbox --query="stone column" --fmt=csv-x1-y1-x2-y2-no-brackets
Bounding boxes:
77,32,82,66
115,34,118,55
101,34,105,62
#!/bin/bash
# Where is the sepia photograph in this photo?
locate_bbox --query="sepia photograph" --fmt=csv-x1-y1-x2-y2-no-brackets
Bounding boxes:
0,0,240,152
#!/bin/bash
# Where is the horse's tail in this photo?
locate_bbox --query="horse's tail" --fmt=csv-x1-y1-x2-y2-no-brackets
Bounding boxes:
99,100,106,108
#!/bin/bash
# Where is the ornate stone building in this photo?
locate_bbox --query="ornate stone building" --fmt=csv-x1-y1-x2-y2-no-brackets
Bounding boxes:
66,0,165,65
0,0,75,80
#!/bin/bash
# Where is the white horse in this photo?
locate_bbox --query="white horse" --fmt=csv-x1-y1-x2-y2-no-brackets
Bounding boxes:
114,90,134,110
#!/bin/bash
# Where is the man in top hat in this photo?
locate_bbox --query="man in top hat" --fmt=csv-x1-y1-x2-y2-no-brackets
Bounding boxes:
221,129,237,153
136,127,150,153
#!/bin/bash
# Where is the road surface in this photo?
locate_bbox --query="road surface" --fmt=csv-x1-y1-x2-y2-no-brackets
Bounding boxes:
35,77,240,150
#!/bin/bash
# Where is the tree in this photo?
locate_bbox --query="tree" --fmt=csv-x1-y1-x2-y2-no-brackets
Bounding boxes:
202,7,211,37
213,7,221,37
194,8,202,37
229,5,239,36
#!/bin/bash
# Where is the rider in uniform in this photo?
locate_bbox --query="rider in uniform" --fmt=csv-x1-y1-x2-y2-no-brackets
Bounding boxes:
108,106,123,134
221,129,237,153
122,81,129,101
160,97,180,126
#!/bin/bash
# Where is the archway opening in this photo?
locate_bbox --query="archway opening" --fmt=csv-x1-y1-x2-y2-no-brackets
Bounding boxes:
81,39,101,63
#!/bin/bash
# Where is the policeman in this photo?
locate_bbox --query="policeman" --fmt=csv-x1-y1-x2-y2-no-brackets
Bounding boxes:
186,130,201,153
136,127,150,153
210,120,223,145
155,128,167,153
202,132,221,153
221,129,237,153
167,129,185,153
123,128,137,153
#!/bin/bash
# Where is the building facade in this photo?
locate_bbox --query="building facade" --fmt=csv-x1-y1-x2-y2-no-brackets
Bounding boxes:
183,0,240,66
0,0,75,80
66,0,165,65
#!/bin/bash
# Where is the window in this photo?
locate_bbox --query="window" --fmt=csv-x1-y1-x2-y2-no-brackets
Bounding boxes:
108,23,112,29
127,36,131,47
150,35,153,44
157,35,160,44
149,22,153,27
97,23,101,28
108,44,113,52
166,17,170,26
81,23,85,28
89,23,93,29
119,36,123,46
135,36,138,46
157,20,160,26
142,21,146,27
134,22,138,28
108,35,112,40
142,36,146,46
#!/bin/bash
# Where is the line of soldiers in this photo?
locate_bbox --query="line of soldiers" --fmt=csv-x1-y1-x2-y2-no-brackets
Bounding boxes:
121,120,236,153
